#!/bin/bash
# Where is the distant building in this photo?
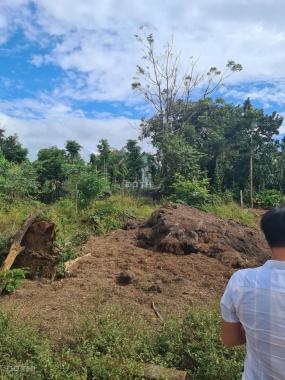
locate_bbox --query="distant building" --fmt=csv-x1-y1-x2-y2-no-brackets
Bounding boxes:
123,154,153,190
140,153,153,189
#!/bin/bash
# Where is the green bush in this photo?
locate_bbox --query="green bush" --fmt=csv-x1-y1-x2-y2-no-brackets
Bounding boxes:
0,269,27,294
0,309,73,379
86,200,133,234
254,189,285,208
63,305,245,380
78,172,109,207
170,175,211,207
0,304,244,379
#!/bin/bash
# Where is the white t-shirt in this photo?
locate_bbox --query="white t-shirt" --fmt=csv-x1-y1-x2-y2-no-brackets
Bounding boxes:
221,260,285,380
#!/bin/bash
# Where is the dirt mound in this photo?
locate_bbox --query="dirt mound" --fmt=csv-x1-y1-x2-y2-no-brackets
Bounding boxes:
0,227,232,342
0,204,270,341
137,203,269,268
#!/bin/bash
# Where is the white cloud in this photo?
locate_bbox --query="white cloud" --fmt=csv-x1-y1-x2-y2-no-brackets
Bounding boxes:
2,0,285,103
33,1,285,104
1,0,285,151
0,110,148,160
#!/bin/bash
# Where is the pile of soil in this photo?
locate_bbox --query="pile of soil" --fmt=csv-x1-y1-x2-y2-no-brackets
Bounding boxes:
0,204,270,341
137,203,270,268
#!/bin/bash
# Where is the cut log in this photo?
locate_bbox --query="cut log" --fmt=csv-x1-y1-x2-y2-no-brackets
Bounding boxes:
142,363,189,380
0,214,39,272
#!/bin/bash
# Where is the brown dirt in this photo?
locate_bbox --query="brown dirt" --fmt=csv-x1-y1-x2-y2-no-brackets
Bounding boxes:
137,203,269,267
0,204,270,342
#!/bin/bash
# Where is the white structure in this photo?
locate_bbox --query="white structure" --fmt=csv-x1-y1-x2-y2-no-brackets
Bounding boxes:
140,154,153,189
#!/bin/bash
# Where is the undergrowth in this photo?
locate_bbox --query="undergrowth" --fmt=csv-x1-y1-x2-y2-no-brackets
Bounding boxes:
202,202,257,228
0,304,244,380
0,195,159,276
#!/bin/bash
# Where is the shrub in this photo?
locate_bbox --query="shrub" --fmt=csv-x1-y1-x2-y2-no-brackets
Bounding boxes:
78,172,109,207
0,309,73,379
0,269,27,294
254,189,285,208
65,304,244,380
0,304,244,379
170,175,211,207
86,201,132,234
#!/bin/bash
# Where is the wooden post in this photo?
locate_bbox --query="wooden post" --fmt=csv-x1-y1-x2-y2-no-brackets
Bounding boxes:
240,190,243,208
249,154,253,208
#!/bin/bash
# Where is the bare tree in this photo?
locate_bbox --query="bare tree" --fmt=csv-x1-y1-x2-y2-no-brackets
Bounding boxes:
132,28,242,130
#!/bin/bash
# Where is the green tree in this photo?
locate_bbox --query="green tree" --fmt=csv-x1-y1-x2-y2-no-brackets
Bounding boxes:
0,154,38,201
97,139,111,176
125,140,144,183
0,129,28,163
34,147,68,202
108,149,128,185
77,171,109,208
157,133,204,192
65,140,82,161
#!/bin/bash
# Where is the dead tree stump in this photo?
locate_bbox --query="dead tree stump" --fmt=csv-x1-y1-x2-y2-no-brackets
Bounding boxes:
0,214,59,279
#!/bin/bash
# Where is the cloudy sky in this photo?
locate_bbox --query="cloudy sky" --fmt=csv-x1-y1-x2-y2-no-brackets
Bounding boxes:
0,0,285,159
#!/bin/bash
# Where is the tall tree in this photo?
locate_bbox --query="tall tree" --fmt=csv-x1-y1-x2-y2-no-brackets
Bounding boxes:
97,139,111,176
132,30,242,138
125,140,144,182
65,140,82,161
34,147,68,202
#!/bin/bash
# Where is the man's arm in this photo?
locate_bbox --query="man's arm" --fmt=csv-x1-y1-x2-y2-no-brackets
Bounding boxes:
221,320,246,348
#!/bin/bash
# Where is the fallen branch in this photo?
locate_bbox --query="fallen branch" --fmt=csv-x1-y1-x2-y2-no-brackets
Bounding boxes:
65,253,92,272
151,301,164,323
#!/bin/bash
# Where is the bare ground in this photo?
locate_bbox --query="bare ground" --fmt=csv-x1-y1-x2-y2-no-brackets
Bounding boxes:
0,204,269,342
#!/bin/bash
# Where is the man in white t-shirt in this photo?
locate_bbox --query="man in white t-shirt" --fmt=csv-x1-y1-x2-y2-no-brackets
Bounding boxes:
221,204,285,380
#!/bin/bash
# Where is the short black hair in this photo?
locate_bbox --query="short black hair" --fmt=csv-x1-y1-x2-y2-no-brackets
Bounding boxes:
261,204,285,248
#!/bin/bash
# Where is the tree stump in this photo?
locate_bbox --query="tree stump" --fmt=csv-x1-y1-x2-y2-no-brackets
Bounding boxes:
0,214,59,279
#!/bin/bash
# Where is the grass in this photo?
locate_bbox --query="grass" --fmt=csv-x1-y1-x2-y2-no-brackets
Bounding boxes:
0,304,245,380
202,201,257,228
0,195,159,266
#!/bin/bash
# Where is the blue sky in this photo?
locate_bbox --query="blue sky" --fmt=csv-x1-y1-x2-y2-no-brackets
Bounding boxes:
0,0,285,159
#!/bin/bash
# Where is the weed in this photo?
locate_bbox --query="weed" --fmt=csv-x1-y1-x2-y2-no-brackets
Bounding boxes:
202,202,257,228
0,269,27,294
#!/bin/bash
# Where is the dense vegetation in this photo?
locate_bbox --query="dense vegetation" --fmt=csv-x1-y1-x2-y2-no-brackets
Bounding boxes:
0,304,244,380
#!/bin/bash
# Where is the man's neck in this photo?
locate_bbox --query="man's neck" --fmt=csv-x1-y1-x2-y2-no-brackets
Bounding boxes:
271,248,285,261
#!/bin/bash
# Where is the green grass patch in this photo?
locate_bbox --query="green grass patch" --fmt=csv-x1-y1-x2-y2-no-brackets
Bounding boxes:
0,304,244,379
202,202,257,228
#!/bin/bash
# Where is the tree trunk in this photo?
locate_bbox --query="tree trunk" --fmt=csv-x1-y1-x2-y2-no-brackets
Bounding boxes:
0,214,39,272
